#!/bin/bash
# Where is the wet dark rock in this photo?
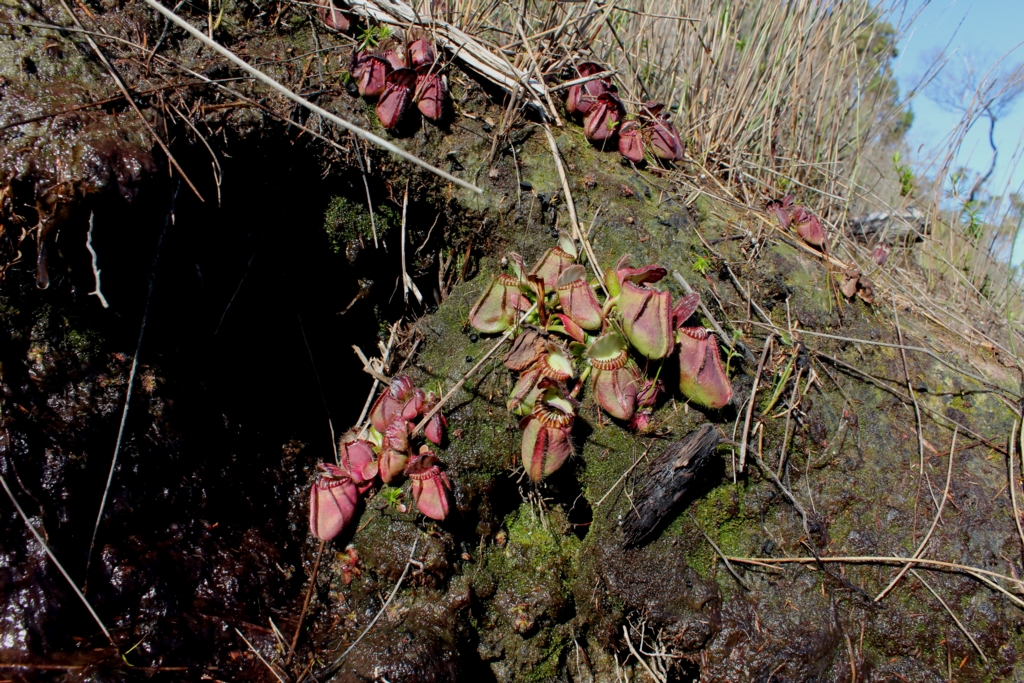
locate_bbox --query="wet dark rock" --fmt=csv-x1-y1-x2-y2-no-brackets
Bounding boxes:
701,598,839,681
592,541,720,651
331,588,466,683
336,623,459,682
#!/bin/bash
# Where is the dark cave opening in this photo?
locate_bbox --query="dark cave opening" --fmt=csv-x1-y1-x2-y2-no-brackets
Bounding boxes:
0,127,456,675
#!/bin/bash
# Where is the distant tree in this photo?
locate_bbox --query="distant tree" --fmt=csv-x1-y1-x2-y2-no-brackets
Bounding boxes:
925,50,1024,203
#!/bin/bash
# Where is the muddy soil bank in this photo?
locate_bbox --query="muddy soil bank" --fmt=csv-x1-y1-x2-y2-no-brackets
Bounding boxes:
2,1,1024,681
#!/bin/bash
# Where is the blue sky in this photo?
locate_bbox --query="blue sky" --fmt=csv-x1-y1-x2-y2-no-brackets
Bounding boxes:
888,0,1024,258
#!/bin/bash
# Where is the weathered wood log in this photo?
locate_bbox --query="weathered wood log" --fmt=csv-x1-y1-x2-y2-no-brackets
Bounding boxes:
845,207,928,244
621,424,719,547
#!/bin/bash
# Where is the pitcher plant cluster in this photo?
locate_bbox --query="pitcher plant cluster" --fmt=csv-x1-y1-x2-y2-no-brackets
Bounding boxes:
468,233,734,482
766,195,827,248
309,376,450,542
342,26,448,129
566,62,683,163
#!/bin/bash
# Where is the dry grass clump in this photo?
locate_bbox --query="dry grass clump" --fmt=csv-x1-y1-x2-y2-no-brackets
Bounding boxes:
434,0,908,197
426,0,1023,366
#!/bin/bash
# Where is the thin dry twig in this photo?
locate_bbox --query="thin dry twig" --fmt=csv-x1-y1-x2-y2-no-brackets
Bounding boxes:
235,627,289,683
413,303,537,436
285,539,327,665
750,447,810,534
86,218,167,578
549,69,618,92
672,271,753,363
910,569,988,664
352,138,379,249
687,510,751,590
622,625,665,683
540,124,607,295
593,444,651,509
1010,418,1024,557
400,184,424,305
356,324,400,435
739,334,773,472
777,366,803,478
744,323,1017,398
875,427,957,602
893,293,927,546
352,345,393,385
808,348,1008,455
0,471,116,648
724,554,1024,607
84,212,109,309
314,536,420,682
515,20,562,126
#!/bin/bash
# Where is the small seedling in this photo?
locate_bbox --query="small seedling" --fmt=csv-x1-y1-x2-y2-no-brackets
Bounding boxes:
379,484,403,509
962,199,984,241
723,328,743,375
892,152,914,197
761,352,795,414
692,254,712,276
358,25,393,51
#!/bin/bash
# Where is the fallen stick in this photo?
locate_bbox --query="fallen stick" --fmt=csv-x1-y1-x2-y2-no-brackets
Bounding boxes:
620,425,719,547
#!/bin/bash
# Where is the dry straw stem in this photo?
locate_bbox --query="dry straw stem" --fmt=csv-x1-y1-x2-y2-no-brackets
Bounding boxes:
0,472,116,647
314,537,420,682
1012,419,1024,554
910,569,988,665
413,303,538,436
739,334,773,472
725,555,1024,609
141,0,481,194
875,427,957,602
